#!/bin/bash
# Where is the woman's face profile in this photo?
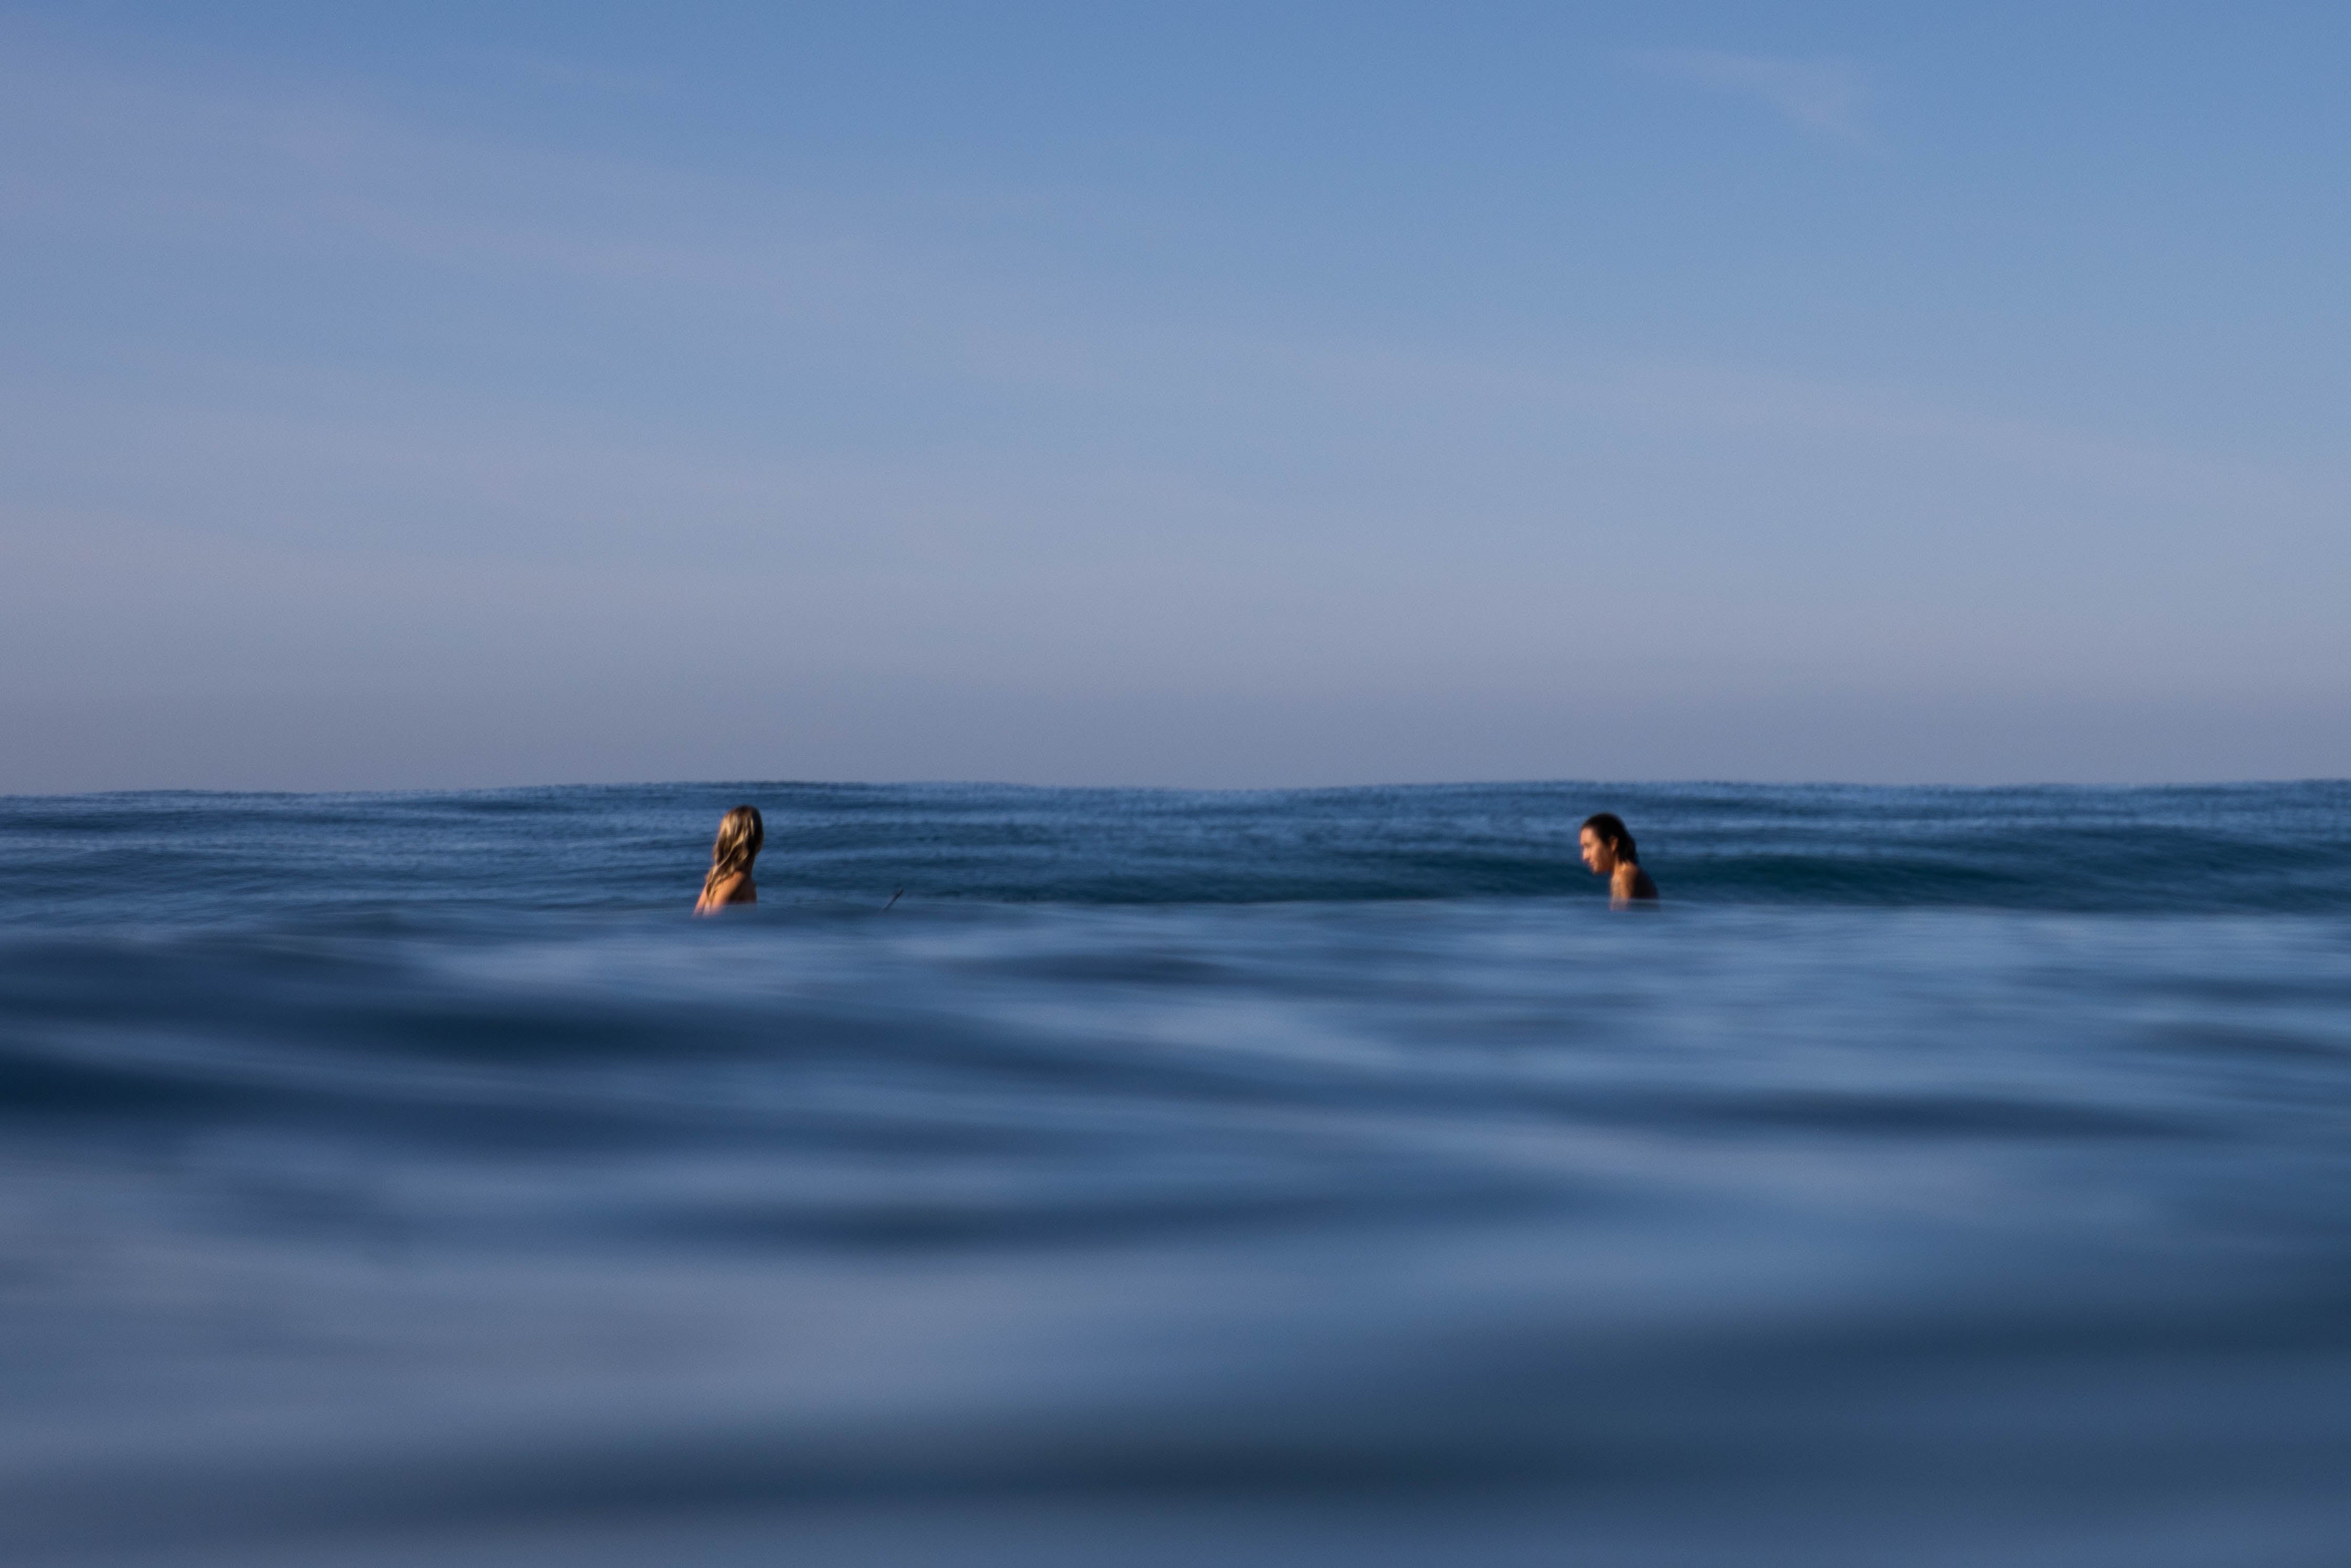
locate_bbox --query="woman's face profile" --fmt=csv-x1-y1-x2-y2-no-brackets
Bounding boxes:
1579,827,1616,874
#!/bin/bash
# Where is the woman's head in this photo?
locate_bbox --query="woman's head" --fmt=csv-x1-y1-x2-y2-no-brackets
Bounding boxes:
708,805,764,880
1579,812,1636,871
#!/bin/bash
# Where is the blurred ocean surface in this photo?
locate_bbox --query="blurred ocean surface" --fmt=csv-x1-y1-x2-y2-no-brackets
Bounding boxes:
4,780,2350,1567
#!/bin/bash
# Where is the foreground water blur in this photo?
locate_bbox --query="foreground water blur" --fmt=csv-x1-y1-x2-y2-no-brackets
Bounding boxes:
3,782,2349,1565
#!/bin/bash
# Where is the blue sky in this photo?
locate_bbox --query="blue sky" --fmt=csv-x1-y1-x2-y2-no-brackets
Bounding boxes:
3,3,2346,790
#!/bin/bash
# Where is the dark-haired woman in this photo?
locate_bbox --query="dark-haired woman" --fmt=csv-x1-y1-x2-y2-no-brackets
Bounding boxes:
1579,813,1658,909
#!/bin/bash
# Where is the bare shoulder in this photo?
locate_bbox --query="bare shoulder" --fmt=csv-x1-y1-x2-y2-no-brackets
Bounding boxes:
694,873,756,915
1616,864,1660,904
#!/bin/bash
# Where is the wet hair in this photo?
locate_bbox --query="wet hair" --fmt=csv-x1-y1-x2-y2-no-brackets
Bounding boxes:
1581,812,1637,863
701,805,764,900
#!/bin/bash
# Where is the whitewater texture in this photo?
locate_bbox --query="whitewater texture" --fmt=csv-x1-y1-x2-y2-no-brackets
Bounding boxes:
3,781,2350,1566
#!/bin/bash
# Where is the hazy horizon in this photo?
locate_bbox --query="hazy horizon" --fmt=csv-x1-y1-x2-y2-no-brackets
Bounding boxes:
6,4,2347,793
13,761,2351,801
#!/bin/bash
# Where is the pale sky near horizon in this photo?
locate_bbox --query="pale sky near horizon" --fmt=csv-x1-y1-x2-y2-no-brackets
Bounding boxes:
3,3,2347,792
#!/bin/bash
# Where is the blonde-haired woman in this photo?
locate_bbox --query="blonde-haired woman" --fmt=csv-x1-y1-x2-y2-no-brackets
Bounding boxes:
694,805,763,916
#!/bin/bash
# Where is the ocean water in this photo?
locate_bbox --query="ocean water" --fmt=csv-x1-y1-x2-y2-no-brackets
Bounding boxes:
4,780,2350,1567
